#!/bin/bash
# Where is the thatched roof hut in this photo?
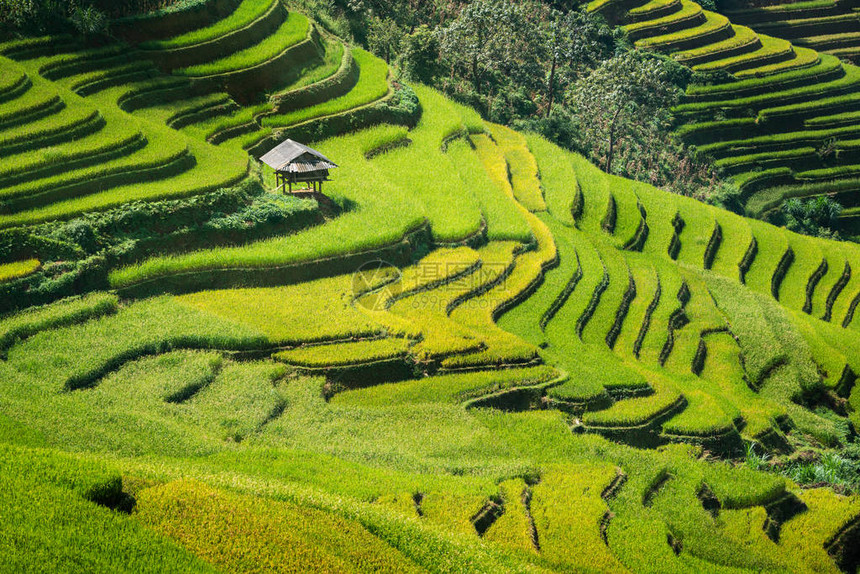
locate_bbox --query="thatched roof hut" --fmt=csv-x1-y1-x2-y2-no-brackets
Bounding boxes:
260,139,338,194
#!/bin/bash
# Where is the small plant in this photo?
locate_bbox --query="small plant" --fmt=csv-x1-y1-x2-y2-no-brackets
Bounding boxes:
41,147,64,164
782,195,843,239
744,442,770,471
70,6,108,38
782,452,860,493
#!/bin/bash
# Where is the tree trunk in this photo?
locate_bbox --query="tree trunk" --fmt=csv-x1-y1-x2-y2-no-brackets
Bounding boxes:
546,55,557,117
473,21,485,95
606,133,614,173
606,107,622,173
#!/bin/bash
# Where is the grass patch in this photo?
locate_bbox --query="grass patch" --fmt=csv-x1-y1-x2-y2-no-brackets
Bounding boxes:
0,292,118,350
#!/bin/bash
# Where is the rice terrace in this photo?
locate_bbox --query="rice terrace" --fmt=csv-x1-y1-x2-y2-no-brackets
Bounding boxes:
3,0,860,571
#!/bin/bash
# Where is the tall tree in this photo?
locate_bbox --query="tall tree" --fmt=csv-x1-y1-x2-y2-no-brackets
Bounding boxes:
439,0,544,96
572,51,684,174
544,8,621,116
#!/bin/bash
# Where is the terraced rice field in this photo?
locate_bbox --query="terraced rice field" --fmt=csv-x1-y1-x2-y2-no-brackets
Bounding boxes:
589,0,860,228
1,0,860,571
721,0,860,65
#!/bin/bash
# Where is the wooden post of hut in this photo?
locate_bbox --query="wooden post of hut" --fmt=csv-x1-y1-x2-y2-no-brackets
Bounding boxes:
259,139,338,196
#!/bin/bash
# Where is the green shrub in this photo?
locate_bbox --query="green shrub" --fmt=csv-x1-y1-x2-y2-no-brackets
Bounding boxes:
782,195,843,238
783,452,860,491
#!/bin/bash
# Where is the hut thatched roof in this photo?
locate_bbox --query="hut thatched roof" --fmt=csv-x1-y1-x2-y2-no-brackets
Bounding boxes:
259,139,338,173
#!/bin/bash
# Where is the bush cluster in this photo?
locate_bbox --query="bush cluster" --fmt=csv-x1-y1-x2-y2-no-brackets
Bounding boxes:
0,0,180,34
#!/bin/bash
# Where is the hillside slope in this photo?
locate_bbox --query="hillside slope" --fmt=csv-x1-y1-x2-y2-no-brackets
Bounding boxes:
590,0,860,229
0,0,859,571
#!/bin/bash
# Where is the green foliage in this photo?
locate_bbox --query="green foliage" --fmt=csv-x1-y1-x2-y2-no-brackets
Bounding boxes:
573,51,684,174
783,451,860,492
439,0,545,96
400,25,441,84
781,195,843,239
69,5,108,37
571,50,718,198
0,0,83,33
